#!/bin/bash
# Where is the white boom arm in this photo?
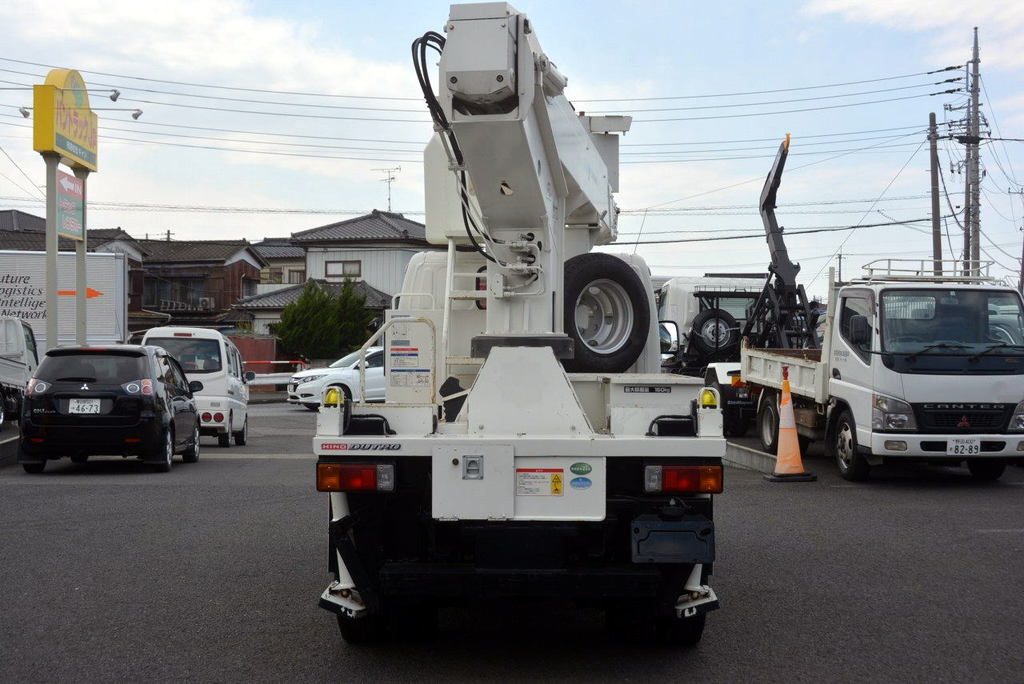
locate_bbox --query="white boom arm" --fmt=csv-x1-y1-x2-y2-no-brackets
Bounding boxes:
429,2,631,354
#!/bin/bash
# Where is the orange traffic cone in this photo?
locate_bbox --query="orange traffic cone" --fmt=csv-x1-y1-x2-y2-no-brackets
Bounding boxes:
764,365,816,482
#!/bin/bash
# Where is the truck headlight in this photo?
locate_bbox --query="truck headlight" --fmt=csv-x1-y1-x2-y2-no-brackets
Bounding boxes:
872,394,917,432
1008,400,1024,433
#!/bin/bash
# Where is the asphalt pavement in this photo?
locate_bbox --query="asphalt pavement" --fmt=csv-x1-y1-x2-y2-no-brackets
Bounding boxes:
1,403,1023,682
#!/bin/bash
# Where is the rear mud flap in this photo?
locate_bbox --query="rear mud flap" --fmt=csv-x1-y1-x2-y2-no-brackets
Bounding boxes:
321,514,379,615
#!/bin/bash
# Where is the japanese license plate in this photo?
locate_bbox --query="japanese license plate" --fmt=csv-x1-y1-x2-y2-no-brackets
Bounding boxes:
947,438,980,456
68,399,101,414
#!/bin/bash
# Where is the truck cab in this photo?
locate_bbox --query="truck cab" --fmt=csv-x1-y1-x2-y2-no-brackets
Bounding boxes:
0,318,39,429
826,270,1024,480
142,327,253,447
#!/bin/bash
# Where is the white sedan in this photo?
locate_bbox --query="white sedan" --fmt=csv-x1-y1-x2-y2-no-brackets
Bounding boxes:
287,347,385,410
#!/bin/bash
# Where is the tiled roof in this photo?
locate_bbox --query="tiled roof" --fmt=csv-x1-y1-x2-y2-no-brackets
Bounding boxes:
252,237,305,260
0,209,45,232
134,238,266,266
291,209,427,245
234,279,390,311
0,229,81,251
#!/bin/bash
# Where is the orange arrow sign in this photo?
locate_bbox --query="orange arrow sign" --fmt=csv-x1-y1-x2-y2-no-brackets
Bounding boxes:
57,287,104,299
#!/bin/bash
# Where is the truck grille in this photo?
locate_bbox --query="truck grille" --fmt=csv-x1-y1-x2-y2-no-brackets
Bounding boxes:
912,404,1012,434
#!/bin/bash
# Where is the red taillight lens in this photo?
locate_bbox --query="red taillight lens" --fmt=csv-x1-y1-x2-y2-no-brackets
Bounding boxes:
213,412,224,422
316,463,394,492
644,465,723,494
201,412,212,422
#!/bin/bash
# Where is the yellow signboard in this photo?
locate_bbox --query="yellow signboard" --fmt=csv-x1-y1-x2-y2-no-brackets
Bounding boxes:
33,69,98,171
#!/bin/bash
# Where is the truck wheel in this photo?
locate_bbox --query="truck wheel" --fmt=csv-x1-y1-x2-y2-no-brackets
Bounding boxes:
690,308,739,356
563,253,650,373
656,613,707,647
711,381,746,437
757,392,779,453
606,600,657,643
22,461,45,474
966,459,1006,481
833,410,870,481
336,612,386,645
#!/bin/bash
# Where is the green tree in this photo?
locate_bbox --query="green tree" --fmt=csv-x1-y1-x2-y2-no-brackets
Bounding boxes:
275,281,374,359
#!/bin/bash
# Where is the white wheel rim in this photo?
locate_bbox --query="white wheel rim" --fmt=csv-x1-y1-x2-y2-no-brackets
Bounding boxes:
574,278,634,354
194,425,200,458
165,431,173,465
836,422,854,471
761,406,776,446
700,318,731,346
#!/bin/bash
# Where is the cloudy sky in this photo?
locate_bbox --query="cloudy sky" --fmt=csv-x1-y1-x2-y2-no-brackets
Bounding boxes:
1,0,1022,298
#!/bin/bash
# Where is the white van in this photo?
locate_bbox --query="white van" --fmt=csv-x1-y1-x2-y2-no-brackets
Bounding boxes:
142,326,253,447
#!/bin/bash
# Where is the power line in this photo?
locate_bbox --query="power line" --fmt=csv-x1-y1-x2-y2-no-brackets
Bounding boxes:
621,124,939,147
621,133,933,154
575,66,961,101
78,98,432,124
632,90,960,123
978,74,1021,187
620,141,923,164
0,142,43,199
619,194,930,213
590,80,958,114
808,139,929,286
612,217,936,245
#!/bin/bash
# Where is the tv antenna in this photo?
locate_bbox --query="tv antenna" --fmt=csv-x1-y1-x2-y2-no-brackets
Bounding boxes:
373,166,401,212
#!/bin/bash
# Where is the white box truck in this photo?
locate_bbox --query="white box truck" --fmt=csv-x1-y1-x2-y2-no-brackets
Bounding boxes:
0,250,129,350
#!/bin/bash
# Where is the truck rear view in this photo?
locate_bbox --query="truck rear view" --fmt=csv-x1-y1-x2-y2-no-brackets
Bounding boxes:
313,2,725,645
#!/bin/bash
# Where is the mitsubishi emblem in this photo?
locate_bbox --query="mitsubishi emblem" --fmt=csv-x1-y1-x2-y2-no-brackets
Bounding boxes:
80,383,90,390
957,415,971,429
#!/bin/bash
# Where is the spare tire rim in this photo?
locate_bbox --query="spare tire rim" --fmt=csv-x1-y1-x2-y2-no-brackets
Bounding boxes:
574,278,634,355
700,317,732,347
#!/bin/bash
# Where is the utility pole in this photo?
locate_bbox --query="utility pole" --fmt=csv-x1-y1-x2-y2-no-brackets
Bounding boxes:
373,166,401,212
929,112,943,276
1013,188,1024,293
964,27,982,275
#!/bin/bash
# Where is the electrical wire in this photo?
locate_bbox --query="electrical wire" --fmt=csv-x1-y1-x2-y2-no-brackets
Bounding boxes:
612,217,937,245
0,142,43,199
620,141,923,164
575,66,962,102
978,74,1021,187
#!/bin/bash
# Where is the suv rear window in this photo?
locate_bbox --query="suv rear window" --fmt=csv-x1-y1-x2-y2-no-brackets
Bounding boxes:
147,337,223,373
36,352,148,383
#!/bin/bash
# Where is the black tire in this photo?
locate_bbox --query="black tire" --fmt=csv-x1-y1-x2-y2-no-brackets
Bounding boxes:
832,409,870,481
798,434,812,455
233,416,247,446
183,422,201,463
563,253,651,373
606,599,658,643
71,454,89,465
966,459,1006,481
656,613,707,647
689,308,739,357
757,392,779,454
336,612,386,645
304,404,319,412
22,461,45,474
218,415,231,448
711,381,747,438
154,428,174,473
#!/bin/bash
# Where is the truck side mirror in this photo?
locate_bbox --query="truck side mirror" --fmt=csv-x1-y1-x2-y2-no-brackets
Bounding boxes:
659,321,679,354
188,380,204,394
244,370,256,382
849,315,870,346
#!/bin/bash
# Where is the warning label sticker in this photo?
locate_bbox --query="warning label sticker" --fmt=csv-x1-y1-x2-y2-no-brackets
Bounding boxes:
516,468,565,496
389,347,421,369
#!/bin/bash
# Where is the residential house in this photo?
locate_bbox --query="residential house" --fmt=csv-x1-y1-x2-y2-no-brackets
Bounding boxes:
252,237,306,288
232,279,391,335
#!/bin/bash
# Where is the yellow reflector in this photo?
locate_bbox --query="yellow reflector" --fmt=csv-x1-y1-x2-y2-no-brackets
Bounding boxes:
700,388,717,408
324,387,340,407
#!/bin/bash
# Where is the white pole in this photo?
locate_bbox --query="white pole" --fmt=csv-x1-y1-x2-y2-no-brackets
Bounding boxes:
74,168,90,345
44,153,59,350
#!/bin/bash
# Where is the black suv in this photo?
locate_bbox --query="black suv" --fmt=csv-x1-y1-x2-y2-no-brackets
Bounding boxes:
18,345,202,474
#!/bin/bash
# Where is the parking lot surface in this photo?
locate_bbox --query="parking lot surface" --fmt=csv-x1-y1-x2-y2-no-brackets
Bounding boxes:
2,403,1023,681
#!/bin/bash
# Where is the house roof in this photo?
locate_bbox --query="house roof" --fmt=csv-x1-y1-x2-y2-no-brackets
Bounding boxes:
234,279,391,311
0,209,45,232
0,228,92,251
134,238,267,266
252,237,304,260
291,209,427,245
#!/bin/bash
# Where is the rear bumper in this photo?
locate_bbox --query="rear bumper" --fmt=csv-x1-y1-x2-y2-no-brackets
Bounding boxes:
870,432,1024,458
19,418,162,460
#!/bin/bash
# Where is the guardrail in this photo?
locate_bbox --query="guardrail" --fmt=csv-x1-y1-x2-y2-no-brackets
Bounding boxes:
243,360,309,388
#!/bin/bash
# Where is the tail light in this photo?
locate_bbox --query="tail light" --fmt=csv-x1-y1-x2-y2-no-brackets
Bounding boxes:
122,379,154,395
729,375,746,388
213,412,224,422
201,412,212,422
26,379,49,395
644,465,723,494
316,463,395,492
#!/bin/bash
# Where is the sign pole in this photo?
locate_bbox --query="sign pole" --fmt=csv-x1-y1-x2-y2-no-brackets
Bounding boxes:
44,153,59,350
74,168,90,345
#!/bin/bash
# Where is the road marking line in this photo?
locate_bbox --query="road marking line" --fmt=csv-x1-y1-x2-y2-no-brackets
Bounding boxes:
0,434,20,446
976,529,1024,534
201,453,313,460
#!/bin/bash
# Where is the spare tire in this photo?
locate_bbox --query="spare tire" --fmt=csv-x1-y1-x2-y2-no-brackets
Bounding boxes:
689,308,739,356
563,253,650,373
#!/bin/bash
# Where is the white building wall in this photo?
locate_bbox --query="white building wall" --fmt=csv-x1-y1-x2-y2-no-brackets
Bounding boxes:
305,246,426,296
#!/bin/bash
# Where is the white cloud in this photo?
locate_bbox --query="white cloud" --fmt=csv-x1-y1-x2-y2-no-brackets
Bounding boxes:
804,0,1024,69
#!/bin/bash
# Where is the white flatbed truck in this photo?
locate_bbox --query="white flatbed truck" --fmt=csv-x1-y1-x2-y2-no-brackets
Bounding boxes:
313,2,725,645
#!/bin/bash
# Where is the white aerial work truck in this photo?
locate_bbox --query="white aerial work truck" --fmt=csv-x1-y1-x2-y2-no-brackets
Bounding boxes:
742,261,1024,481
0,318,40,429
313,2,725,645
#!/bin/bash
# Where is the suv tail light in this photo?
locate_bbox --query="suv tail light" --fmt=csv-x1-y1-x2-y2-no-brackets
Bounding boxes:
317,463,395,492
26,379,49,395
644,465,723,493
121,379,154,395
